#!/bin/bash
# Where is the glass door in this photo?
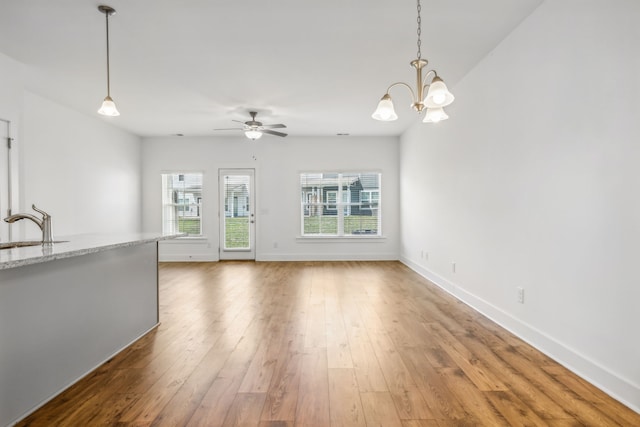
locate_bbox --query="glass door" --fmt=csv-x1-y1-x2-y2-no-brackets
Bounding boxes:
219,169,255,260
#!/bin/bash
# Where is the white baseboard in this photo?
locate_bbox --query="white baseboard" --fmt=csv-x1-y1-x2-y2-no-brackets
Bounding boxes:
160,252,397,262
257,252,398,261
158,254,217,262
400,255,640,414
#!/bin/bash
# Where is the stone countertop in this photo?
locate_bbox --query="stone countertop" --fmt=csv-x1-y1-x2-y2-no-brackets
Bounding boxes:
0,232,183,270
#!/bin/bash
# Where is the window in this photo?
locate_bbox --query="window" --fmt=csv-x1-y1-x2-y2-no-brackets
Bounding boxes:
162,173,203,236
300,172,381,236
360,190,380,211
326,191,337,210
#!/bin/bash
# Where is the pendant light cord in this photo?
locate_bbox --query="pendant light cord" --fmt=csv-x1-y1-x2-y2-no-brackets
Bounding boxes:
105,10,111,97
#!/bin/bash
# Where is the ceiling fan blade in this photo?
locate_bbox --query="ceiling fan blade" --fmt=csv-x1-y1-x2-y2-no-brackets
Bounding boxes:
261,124,286,129
232,120,248,124
213,127,243,131
262,129,288,137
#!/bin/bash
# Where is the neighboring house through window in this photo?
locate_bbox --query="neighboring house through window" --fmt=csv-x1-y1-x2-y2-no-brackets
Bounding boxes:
326,190,337,211
300,172,381,236
162,172,203,236
360,190,380,212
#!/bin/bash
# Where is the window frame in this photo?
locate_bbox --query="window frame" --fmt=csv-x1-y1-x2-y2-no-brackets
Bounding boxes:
161,172,204,237
299,172,382,238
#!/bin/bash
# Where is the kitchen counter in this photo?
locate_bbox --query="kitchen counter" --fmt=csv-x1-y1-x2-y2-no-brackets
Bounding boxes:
0,232,181,427
0,232,182,270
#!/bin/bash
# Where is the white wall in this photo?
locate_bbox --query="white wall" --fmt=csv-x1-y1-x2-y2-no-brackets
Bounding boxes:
400,0,640,412
0,50,142,239
142,136,400,261
17,92,142,238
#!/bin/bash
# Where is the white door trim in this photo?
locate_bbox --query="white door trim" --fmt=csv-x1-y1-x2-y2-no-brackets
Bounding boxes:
219,168,256,260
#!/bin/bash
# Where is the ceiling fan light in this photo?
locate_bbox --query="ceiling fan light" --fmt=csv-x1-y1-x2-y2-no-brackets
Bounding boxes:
98,96,120,116
422,107,449,123
425,76,455,108
372,94,398,121
245,130,263,140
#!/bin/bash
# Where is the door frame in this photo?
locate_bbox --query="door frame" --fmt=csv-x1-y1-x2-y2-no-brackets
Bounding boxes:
0,119,13,242
218,168,256,260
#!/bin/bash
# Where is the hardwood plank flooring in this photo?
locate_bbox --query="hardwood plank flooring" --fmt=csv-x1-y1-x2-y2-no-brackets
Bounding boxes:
16,261,640,426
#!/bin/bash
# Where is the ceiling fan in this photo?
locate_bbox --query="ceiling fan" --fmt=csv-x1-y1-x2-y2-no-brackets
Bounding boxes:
214,111,288,140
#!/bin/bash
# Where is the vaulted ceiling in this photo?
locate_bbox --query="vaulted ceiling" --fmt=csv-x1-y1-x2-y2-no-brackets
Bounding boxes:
0,0,543,137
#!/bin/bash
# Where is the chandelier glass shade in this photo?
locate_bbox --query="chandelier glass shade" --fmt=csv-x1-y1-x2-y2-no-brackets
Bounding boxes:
422,106,448,123
371,94,398,121
425,76,455,108
372,0,454,123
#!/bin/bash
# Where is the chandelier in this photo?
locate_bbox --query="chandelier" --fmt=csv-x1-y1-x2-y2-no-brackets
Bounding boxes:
372,0,454,123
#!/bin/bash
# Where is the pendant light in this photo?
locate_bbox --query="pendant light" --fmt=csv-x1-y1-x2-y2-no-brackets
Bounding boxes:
97,5,120,116
372,0,454,123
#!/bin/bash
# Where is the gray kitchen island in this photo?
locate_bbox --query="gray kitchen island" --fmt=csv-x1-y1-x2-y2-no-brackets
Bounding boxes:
0,233,179,427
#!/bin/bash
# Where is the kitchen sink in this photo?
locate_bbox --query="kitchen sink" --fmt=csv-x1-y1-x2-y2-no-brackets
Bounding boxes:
0,241,68,250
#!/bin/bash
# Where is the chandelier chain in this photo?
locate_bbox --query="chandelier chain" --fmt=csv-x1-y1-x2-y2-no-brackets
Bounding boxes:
416,0,422,60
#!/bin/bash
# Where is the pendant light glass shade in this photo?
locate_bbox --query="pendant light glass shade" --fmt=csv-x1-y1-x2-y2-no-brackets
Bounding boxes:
422,107,448,123
371,94,398,121
424,76,454,108
245,130,263,140
98,95,120,116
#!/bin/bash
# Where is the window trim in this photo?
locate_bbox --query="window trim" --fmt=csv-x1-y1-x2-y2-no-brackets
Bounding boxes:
161,171,204,238
299,171,382,238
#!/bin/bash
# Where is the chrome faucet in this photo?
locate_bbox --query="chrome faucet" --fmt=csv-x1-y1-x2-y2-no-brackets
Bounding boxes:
4,204,54,243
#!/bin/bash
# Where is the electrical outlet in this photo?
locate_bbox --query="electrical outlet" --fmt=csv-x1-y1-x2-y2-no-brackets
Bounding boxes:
451,262,456,273
517,287,525,304
424,251,429,261
273,241,278,249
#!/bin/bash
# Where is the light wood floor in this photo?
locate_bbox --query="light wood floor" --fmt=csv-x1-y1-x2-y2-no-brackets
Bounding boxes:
17,261,640,426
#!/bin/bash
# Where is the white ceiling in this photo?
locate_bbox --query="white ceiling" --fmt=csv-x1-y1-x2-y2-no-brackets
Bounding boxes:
0,0,542,138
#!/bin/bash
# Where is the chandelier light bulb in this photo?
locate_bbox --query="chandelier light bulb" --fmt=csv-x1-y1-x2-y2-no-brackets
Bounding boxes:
432,92,446,105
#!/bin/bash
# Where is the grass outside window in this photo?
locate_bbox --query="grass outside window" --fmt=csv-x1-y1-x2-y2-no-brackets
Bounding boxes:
303,215,379,236
225,217,250,248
